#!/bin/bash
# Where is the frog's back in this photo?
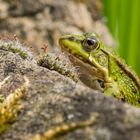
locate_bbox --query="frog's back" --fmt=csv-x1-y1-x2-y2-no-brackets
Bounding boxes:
108,54,140,106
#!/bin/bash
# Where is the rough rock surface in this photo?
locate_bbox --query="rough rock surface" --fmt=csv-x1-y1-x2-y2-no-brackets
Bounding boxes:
0,40,140,140
0,1,140,140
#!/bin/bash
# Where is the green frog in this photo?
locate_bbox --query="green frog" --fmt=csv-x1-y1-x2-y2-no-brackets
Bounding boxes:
59,33,140,107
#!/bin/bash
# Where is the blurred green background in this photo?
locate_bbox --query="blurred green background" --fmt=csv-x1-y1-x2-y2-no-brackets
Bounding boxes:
103,0,140,76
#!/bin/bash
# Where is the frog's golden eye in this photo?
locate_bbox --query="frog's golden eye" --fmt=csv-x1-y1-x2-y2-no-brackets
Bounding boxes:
83,37,99,52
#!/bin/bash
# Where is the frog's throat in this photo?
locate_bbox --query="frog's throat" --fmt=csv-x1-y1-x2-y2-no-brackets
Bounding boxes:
68,53,104,80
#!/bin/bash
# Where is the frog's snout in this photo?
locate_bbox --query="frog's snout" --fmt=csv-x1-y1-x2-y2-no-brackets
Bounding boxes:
59,36,67,46
59,35,74,42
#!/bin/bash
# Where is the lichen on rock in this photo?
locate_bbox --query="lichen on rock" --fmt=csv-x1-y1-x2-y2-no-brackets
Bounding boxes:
0,38,32,59
37,53,78,82
0,76,29,133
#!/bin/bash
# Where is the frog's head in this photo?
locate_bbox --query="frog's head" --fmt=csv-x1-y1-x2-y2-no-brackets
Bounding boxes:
59,33,106,65
59,32,110,84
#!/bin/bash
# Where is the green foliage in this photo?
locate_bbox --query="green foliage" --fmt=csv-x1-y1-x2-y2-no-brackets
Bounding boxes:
103,0,140,75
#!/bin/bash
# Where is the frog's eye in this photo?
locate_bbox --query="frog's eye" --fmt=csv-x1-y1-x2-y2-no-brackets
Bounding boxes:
83,37,99,52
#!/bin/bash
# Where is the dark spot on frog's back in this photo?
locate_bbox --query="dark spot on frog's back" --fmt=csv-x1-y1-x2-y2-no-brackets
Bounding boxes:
131,86,137,94
129,83,137,94
121,97,126,102
114,78,117,82
120,90,126,102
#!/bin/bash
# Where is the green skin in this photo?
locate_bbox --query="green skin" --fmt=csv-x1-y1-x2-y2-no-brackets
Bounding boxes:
59,33,140,107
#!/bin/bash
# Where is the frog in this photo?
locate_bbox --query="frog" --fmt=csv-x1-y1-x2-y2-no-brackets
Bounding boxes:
59,32,140,107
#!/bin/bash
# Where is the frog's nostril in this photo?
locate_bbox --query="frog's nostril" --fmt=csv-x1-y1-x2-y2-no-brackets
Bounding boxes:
68,36,75,41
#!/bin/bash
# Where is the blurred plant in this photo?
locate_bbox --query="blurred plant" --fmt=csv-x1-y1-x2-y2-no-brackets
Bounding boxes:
103,0,140,76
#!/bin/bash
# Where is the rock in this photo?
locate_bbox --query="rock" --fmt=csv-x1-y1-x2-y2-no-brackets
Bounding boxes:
0,38,140,140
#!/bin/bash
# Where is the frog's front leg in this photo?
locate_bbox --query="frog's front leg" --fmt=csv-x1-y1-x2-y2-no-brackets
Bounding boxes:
104,82,123,100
